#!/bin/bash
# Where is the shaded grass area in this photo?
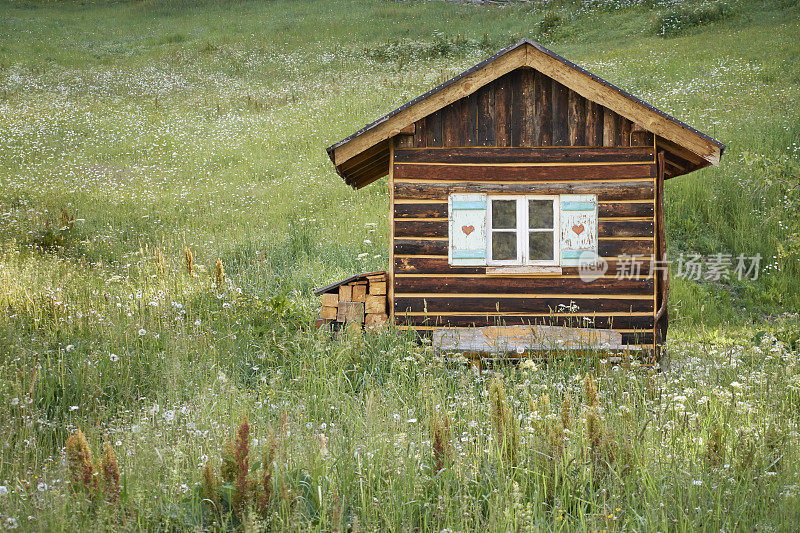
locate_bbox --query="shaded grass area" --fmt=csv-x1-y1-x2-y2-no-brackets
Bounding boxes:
1,0,800,530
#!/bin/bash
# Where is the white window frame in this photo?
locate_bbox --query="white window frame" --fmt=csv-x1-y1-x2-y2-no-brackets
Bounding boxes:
487,195,560,267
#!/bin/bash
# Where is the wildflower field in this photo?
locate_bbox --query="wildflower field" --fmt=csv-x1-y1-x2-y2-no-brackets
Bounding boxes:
1,0,800,530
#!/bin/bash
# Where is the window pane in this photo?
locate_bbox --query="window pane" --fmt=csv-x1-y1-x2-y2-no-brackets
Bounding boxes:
492,231,517,261
529,199,553,229
491,200,517,229
529,231,554,261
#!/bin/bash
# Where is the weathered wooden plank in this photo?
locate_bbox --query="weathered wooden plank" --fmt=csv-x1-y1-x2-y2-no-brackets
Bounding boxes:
510,69,524,147
352,284,367,303
394,201,653,219
476,84,495,146
598,239,654,257
533,69,552,146
338,285,352,301
394,202,449,219
395,256,483,274
393,163,653,181
433,324,626,353
521,68,534,146
603,110,619,147
369,281,387,295
320,306,337,320
568,91,586,146
396,133,415,149
394,238,448,256
443,101,461,147
365,295,386,314
598,220,654,238
337,302,364,323
586,101,602,146
598,202,654,218
619,118,632,147
394,220,447,238
394,276,654,295
509,69,534,147
465,92,478,146
393,146,654,164
425,109,443,147
394,296,654,314
394,180,655,202
413,118,426,148
320,293,339,307
396,314,655,330
494,74,512,146
551,80,569,145
630,124,654,147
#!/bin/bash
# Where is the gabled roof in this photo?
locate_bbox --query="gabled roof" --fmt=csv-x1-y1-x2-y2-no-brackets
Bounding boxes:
327,39,725,188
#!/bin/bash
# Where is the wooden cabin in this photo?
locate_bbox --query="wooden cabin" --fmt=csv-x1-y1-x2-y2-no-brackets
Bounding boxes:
324,39,724,355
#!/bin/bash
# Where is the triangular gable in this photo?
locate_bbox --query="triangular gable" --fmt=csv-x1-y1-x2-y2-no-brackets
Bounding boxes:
327,39,724,188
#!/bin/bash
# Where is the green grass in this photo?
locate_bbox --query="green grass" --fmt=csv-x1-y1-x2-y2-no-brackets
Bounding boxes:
1,0,800,530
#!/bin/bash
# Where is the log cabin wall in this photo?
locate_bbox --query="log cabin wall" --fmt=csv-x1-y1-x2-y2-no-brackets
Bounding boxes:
389,67,658,351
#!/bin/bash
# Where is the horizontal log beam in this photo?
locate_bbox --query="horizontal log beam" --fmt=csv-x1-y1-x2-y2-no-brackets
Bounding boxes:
394,296,654,314
394,180,654,201
394,275,653,295
394,146,654,164
393,163,653,181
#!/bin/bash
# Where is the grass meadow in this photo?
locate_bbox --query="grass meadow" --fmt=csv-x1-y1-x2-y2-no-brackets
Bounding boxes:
1,0,800,530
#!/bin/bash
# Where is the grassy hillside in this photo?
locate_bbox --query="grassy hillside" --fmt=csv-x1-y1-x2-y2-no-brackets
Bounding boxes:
1,0,800,530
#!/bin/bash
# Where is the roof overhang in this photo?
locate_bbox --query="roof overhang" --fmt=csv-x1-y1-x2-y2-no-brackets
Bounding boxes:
327,39,725,188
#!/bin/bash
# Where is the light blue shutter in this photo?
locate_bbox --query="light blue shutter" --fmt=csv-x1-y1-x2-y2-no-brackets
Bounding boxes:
559,194,598,267
448,193,487,266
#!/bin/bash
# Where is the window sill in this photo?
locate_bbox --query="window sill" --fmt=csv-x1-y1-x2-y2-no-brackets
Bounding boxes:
486,265,562,276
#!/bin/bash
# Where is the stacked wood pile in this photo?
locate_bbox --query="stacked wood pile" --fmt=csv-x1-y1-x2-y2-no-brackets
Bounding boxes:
314,271,388,331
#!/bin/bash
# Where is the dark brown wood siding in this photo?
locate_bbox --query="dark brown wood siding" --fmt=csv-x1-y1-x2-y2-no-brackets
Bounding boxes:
391,146,657,350
399,68,653,151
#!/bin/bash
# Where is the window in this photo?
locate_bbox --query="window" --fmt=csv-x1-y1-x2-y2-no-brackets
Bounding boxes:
447,192,596,268
487,195,559,266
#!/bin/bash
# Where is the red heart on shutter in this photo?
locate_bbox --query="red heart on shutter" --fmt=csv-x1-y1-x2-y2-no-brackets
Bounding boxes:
462,225,475,236
572,224,585,235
